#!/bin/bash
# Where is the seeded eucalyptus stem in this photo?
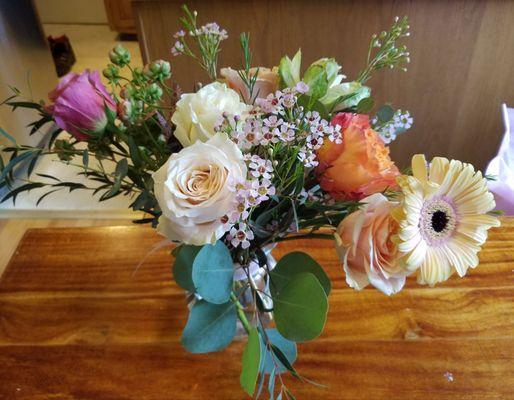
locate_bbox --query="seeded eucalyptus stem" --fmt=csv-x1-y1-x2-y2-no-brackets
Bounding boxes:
230,292,251,334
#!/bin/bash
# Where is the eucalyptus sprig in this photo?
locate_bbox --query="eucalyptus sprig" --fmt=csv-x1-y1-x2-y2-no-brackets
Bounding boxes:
357,16,410,83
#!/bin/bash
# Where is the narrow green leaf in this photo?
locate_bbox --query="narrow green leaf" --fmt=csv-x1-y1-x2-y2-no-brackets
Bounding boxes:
115,158,128,179
1,182,45,204
27,150,42,177
82,150,89,172
36,173,61,182
192,240,234,304
36,189,61,206
259,329,297,375
173,244,202,291
0,127,16,144
6,101,42,110
53,182,88,192
273,272,328,342
181,300,237,353
240,327,261,397
0,151,34,183
270,252,331,297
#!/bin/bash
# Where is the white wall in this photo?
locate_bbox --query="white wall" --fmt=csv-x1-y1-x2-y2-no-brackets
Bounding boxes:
34,0,107,24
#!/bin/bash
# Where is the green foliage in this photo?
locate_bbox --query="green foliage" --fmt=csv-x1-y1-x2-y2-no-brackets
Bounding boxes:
181,300,237,353
259,329,297,375
172,244,202,291
240,327,261,396
192,241,234,304
273,272,329,342
270,252,331,297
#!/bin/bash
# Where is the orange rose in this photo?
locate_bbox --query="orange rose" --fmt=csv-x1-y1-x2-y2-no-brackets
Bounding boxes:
220,67,279,103
316,112,400,200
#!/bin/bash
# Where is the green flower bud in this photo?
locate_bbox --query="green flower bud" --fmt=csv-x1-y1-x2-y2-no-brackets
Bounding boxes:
132,67,148,83
307,58,341,86
145,59,171,80
102,64,120,82
146,83,163,102
109,44,131,67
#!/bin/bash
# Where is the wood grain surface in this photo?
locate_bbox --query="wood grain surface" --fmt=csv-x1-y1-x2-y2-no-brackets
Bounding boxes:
0,219,513,399
132,0,514,171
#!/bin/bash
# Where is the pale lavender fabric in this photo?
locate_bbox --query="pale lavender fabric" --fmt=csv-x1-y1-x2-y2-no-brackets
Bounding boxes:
486,104,514,215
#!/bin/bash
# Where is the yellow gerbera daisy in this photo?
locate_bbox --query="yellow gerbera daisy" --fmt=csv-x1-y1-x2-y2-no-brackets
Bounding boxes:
393,154,500,286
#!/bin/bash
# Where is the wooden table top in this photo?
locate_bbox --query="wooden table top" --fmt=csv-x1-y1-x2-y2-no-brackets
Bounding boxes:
0,219,513,399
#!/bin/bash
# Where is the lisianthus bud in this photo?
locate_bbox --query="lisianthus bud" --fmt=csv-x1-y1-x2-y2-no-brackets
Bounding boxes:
132,67,148,83
145,59,171,80
109,44,131,67
48,70,116,140
305,58,341,88
102,64,120,82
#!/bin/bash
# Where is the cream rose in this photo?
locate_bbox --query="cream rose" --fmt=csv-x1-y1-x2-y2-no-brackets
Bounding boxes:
153,133,247,245
171,82,250,147
334,193,408,295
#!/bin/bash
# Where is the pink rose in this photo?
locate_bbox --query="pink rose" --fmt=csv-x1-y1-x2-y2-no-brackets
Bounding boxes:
48,70,116,140
220,67,279,103
334,193,408,295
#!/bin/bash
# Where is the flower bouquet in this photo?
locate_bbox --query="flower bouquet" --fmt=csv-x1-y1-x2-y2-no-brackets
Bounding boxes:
0,6,501,399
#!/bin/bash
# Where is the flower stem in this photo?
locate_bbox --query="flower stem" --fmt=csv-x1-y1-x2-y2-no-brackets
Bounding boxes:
230,292,251,335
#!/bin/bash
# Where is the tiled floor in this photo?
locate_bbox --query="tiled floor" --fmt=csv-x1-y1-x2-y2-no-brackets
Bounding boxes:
44,23,143,73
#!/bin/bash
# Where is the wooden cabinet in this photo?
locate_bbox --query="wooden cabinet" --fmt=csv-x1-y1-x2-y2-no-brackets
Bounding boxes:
105,0,136,35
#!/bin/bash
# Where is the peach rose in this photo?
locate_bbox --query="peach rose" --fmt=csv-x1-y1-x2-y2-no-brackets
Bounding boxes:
316,112,400,200
334,193,408,295
220,67,279,103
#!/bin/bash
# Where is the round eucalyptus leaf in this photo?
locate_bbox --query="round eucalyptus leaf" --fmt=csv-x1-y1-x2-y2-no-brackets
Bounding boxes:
270,251,331,297
192,240,234,304
376,104,395,123
172,245,202,291
274,272,328,342
181,300,236,353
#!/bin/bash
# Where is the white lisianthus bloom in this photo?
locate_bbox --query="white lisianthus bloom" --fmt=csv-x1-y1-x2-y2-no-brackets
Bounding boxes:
153,133,247,246
171,82,251,147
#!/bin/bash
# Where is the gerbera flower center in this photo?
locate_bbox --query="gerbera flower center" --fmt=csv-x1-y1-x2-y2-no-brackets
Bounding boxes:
419,198,458,245
431,210,449,233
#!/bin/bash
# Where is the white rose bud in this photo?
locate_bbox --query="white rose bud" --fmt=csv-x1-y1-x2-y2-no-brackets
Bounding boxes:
171,82,250,147
153,133,247,245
